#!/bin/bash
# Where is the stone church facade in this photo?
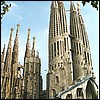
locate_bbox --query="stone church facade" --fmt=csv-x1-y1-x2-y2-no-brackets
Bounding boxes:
1,1,98,99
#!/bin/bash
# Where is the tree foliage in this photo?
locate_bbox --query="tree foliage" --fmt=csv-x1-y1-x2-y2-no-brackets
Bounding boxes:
82,1,98,10
1,1,11,19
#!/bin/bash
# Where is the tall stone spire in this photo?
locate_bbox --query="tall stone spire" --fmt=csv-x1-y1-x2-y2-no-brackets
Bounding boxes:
24,28,31,59
47,1,73,99
70,1,76,11
70,1,84,80
12,24,20,64
3,28,14,72
11,24,20,99
58,1,68,34
1,44,5,71
77,3,94,78
23,28,31,99
1,44,5,86
77,1,81,15
51,1,58,9
1,44,5,63
1,28,14,99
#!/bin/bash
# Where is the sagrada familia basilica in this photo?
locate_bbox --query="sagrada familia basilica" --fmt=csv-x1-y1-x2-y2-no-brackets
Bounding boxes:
1,1,98,99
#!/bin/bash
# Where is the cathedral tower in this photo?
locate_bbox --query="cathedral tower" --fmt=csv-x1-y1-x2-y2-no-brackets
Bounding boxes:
1,28,14,99
24,28,31,99
1,44,5,86
47,1,98,99
10,24,20,99
70,1,84,80
23,29,42,99
77,2,95,79
47,1,73,99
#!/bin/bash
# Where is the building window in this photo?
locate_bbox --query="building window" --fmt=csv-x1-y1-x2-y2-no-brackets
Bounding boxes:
55,64,56,68
76,42,79,54
58,63,60,67
60,40,62,55
54,43,56,57
57,41,59,55
82,33,85,45
52,89,56,97
78,29,80,38
84,51,87,64
77,88,84,99
66,94,72,99
79,43,81,55
62,86,64,91
87,52,89,62
52,44,53,59
64,38,66,51
55,76,59,84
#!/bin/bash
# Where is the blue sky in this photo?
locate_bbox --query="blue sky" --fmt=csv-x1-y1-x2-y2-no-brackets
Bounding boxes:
1,1,99,90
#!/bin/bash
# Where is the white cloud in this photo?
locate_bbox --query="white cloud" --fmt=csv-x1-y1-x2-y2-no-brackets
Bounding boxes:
13,15,23,20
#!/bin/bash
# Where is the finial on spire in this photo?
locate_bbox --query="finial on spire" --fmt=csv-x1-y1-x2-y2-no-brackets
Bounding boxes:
10,28,14,40
77,1,81,15
70,1,73,4
51,1,58,9
11,28,14,31
16,24,20,34
17,24,20,28
28,28,31,38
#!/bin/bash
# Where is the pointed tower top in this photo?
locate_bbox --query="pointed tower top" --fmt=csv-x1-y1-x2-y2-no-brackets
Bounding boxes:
17,24,20,27
16,24,20,35
9,28,14,40
57,1,63,3
14,24,19,44
70,1,73,4
70,1,76,11
11,28,14,31
77,1,81,15
12,24,19,64
51,1,58,9
28,28,30,39
24,28,31,59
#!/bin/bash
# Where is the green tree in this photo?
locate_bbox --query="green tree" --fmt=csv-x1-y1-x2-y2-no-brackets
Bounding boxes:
1,1,11,19
82,1,98,10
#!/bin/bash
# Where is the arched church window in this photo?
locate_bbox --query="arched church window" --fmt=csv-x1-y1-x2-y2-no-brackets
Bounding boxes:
66,94,72,99
55,76,59,84
52,89,56,97
77,88,84,99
